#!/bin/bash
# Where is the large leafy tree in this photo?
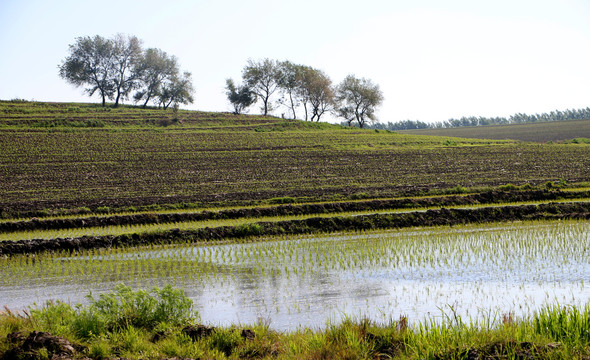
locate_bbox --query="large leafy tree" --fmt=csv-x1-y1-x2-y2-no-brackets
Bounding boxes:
157,71,194,110
242,58,282,116
133,48,178,108
276,62,335,122
336,75,384,128
277,61,305,119
59,35,115,106
61,35,194,110
300,67,334,122
225,78,256,114
111,34,142,107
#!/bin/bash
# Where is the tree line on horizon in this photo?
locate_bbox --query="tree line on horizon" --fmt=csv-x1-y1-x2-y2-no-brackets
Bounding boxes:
59,34,194,109
362,107,590,131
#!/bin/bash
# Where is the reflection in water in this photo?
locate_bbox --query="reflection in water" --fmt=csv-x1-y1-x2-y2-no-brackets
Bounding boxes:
0,221,588,330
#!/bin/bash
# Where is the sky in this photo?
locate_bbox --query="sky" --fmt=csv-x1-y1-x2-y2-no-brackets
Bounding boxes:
1,0,589,123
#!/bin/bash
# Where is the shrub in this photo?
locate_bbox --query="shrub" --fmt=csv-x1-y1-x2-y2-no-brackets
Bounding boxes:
32,301,75,335
208,329,243,356
95,206,111,214
350,192,370,200
269,196,296,204
235,223,262,237
498,184,517,191
445,185,468,194
71,284,196,337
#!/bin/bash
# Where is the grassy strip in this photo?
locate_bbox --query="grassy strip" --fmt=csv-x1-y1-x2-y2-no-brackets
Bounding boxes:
1,201,588,256
2,189,588,233
1,286,589,359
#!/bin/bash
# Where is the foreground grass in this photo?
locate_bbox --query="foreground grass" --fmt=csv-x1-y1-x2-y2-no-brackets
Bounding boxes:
1,286,589,359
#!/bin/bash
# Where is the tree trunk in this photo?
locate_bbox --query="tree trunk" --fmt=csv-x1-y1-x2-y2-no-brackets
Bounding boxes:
142,94,151,109
114,91,121,108
262,97,268,116
288,93,296,119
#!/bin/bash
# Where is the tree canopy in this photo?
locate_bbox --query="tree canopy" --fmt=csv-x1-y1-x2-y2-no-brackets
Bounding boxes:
225,79,256,114
59,35,115,107
60,34,193,109
242,59,282,116
335,75,384,128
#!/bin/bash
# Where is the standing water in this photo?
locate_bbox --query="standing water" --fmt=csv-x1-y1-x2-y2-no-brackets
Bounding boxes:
0,220,588,330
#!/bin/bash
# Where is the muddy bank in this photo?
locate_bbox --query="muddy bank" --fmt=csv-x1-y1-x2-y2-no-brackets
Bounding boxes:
1,202,588,256
2,190,588,233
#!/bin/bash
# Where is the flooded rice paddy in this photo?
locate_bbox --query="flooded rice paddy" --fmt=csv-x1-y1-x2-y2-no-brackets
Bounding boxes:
0,220,588,331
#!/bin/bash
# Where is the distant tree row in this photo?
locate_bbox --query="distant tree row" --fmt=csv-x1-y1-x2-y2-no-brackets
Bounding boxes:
226,59,383,128
59,34,194,109
363,107,590,131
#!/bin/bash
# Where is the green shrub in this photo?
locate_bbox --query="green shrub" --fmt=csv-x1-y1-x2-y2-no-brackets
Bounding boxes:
235,223,262,236
68,285,196,338
445,185,468,194
350,192,370,200
208,328,243,356
498,183,517,191
269,196,296,204
566,137,590,144
87,339,111,359
91,284,195,330
29,300,76,336
95,206,111,214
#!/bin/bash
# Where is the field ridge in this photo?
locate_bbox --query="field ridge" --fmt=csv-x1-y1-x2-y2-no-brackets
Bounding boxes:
2,201,588,256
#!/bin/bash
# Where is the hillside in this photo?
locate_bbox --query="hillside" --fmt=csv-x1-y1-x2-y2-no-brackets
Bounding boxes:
399,118,590,142
1,100,589,216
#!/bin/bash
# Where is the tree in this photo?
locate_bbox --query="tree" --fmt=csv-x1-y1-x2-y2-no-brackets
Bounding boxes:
157,71,194,110
225,79,256,114
336,75,384,128
59,35,115,106
111,34,142,107
277,61,304,119
301,68,334,122
133,48,178,108
242,58,282,116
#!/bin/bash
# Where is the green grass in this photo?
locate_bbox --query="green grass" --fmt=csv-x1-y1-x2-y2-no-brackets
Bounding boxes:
1,285,589,359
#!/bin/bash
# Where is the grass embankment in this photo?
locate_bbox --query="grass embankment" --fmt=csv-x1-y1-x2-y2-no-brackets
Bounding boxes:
1,285,589,359
2,188,587,231
400,118,590,142
1,201,589,256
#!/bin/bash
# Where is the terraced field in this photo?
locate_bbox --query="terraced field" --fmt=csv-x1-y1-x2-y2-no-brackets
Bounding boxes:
2,101,589,218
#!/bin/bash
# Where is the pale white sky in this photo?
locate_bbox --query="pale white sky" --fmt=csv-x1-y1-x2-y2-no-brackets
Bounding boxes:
1,0,589,123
